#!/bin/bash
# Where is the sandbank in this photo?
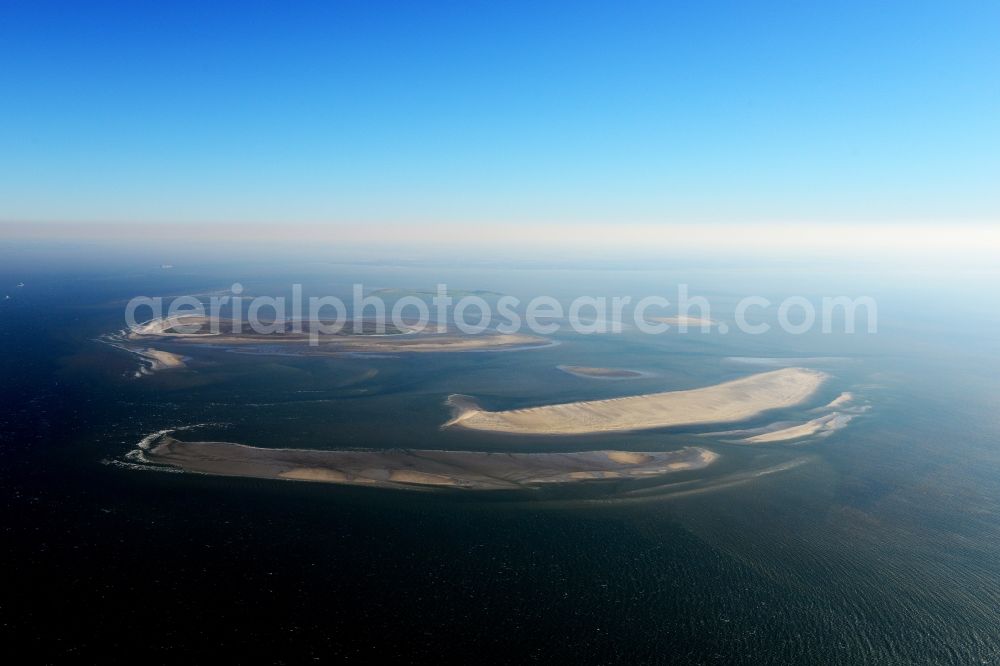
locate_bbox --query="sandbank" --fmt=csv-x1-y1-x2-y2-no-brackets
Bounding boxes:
128,316,548,353
646,315,716,328
821,392,854,409
557,365,647,379
138,348,186,370
444,367,827,435
143,436,718,491
740,412,854,443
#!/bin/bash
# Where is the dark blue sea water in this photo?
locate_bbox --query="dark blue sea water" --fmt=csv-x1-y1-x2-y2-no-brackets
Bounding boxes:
3,259,1000,663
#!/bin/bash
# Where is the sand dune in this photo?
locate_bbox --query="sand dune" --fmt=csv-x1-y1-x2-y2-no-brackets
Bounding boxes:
144,435,718,491
445,367,827,435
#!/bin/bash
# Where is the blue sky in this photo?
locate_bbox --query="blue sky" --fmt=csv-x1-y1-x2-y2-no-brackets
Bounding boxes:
1,0,998,226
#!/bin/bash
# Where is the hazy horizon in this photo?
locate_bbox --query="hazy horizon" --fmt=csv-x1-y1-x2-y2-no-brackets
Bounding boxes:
4,2,1000,663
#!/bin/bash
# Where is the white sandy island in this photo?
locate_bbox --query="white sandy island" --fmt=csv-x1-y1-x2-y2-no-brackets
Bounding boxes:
444,367,827,435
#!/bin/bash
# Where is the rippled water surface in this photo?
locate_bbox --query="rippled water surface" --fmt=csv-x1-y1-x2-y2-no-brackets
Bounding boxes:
3,265,1000,663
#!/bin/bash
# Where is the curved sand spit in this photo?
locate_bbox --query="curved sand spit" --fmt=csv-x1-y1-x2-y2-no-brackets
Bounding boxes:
138,348,185,370
144,436,718,491
822,392,854,409
740,412,855,444
445,367,827,435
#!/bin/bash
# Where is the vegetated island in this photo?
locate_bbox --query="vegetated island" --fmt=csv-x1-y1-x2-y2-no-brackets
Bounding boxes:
444,367,827,435
142,435,718,491
124,315,549,353
557,365,647,379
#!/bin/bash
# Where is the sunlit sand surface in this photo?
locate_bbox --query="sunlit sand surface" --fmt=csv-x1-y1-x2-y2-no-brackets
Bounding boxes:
144,435,718,491
138,348,185,370
821,392,855,409
445,367,827,435
740,412,854,443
